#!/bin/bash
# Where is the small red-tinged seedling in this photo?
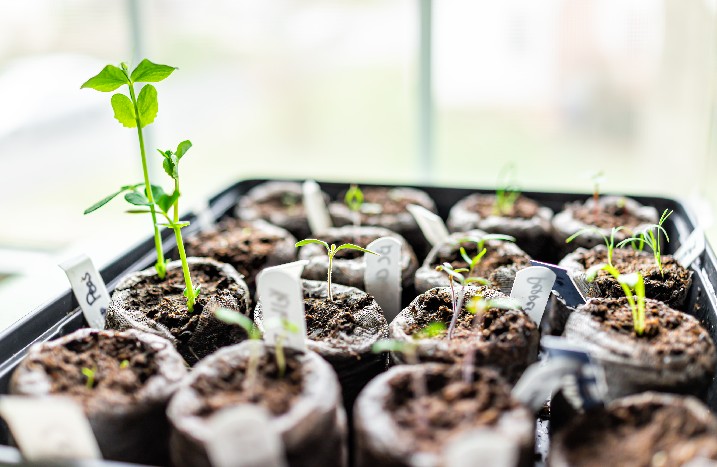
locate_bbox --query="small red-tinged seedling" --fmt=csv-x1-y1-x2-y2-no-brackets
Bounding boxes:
493,164,521,216
81,367,96,389
566,226,626,267
586,264,646,335
82,59,177,280
617,209,673,274
463,296,522,383
590,171,606,220
295,239,379,301
435,263,491,339
372,322,446,436
215,307,262,393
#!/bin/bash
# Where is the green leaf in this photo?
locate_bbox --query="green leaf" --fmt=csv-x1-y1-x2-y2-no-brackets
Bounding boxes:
215,308,262,339
464,277,491,286
149,184,166,202
459,247,472,265
344,185,364,212
124,192,149,206
110,93,137,128
136,84,158,127
372,339,406,353
130,59,176,83
84,189,123,214
175,140,192,159
585,263,607,282
415,321,446,339
296,239,329,250
162,154,179,179
81,65,129,92
335,243,379,255
125,209,151,214
157,191,179,214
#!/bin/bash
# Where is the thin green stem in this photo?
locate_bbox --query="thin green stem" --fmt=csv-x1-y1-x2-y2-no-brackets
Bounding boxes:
127,81,166,279
172,178,196,312
327,248,334,301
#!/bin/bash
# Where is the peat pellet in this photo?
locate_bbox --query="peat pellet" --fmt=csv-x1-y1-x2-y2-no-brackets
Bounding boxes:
414,229,531,295
167,341,347,467
559,244,692,309
254,280,389,410
329,186,438,259
185,218,297,293
354,363,534,467
550,392,717,467
10,328,186,466
447,193,553,259
106,257,251,366
388,286,539,383
236,181,333,240
563,297,716,401
298,225,418,290
552,196,658,254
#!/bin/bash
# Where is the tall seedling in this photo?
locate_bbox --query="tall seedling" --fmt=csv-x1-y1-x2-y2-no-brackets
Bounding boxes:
617,209,673,274
82,59,177,279
586,264,646,335
435,262,490,339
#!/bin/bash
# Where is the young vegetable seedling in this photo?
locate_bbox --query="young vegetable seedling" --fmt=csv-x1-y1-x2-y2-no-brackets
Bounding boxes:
463,296,522,383
345,185,364,244
81,367,96,389
454,234,516,273
372,322,446,436
493,164,521,216
586,264,646,335
590,171,606,221
215,307,262,395
435,263,491,339
566,226,626,267
617,209,673,274
82,59,177,279
295,239,379,301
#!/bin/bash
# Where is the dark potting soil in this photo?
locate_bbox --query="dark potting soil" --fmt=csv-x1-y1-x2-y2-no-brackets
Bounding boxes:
571,199,647,230
252,190,306,218
341,187,428,218
24,332,159,411
561,402,717,467
304,291,375,346
191,350,304,418
575,246,691,306
460,194,541,219
185,218,284,289
404,287,537,351
123,262,248,361
315,232,382,260
581,298,709,352
433,240,531,279
385,365,518,453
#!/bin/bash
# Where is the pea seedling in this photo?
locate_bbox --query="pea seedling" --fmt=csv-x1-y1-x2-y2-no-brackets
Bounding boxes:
372,322,446,435
435,263,491,339
493,164,521,216
81,367,96,389
462,296,522,383
616,209,673,274
566,226,625,267
586,264,646,335
215,308,262,395
295,239,379,301
82,59,177,279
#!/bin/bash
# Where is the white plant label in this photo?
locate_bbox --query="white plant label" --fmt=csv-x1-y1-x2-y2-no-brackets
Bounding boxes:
675,227,705,268
257,261,308,351
206,405,287,467
59,254,109,329
510,266,556,324
0,396,101,461
364,237,402,322
302,180,332,234
406,204,449,247
443,429,518,467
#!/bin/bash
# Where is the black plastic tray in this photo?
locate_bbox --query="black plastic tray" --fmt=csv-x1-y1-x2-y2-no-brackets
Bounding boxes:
0,179,715,465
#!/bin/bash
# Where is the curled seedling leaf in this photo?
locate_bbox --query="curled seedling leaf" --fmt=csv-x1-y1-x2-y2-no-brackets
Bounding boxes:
586,263,646,335
81,367,96,389
567,226,626,267
616,209,672,274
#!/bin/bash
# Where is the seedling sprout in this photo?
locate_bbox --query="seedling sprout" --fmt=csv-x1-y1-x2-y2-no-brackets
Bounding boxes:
616,209,673,274
295,239,379,301
493,164,521,216
590,171,606,220
586,264,646,335
566,226,626,267
462,296,522,383
435,263,491,339
81,367,96,389
119,360,130,369
215,307,262,393
345,185,364,244
82,59,177,279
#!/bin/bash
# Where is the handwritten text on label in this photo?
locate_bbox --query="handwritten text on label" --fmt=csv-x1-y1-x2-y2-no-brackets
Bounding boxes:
59,255,109,329
365,237,402,322
257,261,308,350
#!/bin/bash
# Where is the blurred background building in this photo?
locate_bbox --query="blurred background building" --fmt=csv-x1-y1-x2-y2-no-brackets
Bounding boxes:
0,0,715,329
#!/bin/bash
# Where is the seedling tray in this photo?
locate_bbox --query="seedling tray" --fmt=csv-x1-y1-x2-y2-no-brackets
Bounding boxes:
0,179,715,466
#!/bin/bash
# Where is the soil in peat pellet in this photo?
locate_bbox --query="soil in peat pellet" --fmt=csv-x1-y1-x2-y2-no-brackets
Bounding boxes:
570,201,648,230
432,241,531,279
460,194,542,219
304,291,375,348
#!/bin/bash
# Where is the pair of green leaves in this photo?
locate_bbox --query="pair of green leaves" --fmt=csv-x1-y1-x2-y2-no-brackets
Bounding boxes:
295,239,378,258
81,59,176,129
345,185,364,212
435,262,491,287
